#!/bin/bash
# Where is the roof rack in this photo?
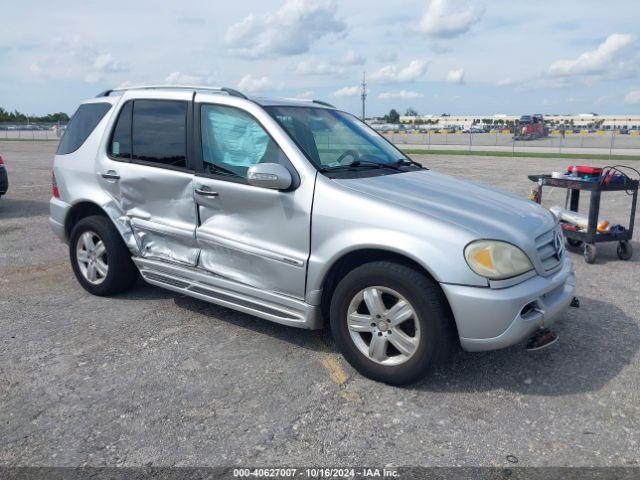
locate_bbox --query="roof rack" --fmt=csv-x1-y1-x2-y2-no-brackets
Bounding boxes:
96,85,248,99
264,97,336,109
312,99,336,108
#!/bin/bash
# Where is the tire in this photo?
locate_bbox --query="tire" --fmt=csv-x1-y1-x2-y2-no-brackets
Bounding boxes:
617,241,633,260
329,261,454,385
583,243,597,264
566,238,583,248
69,215,139,296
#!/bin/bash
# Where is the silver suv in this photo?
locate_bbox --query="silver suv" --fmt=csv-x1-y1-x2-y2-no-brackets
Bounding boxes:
50,85,576,384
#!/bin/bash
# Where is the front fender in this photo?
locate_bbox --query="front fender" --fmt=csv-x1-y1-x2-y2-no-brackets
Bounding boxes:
306,175,488,297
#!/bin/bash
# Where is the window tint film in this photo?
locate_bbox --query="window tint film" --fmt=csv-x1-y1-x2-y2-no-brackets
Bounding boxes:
109,101,132,160
57,103,112,155
132,100,187,168
201,104,288,179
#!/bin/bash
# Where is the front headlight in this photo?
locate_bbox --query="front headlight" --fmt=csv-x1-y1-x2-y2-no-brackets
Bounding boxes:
464,240,533,280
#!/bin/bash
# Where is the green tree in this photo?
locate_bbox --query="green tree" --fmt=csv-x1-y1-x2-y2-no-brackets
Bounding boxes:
404,107,418,117
384,109,400,124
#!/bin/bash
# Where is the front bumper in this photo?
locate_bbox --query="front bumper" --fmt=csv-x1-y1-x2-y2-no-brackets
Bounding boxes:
441,256,575,352
0,167,7,195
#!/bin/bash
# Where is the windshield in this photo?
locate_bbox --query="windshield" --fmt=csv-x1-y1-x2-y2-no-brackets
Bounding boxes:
265,106,409,170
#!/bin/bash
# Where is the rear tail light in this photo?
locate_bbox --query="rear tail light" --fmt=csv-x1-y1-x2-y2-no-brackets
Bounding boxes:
52,171,60,199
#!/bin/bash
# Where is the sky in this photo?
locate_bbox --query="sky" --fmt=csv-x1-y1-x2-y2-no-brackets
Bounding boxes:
1,0,639,117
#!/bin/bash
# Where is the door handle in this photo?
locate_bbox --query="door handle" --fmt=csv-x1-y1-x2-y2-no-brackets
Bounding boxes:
195,187,219,197
101,170,120,180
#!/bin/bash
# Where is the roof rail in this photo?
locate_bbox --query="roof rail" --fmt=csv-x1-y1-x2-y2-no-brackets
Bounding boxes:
312,99,336,108
96,85,248,99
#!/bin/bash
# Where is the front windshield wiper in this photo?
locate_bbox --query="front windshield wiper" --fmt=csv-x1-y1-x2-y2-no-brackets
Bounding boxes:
396,158,427,169
320,160,402,172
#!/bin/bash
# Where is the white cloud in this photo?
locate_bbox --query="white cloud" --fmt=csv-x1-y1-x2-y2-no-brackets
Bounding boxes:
418,0,484,38
93,53,127,74
27,36,128,84
340,50,366,66
165,71,216,85
224,0,347,58
370,59,429,84
625,90,640,104
446,68,465,84
237,74,276,93
332,85,360,97
378,90,424,100
496,77,515,87
295,90,316,99
295,59,344,76
548,33,635,77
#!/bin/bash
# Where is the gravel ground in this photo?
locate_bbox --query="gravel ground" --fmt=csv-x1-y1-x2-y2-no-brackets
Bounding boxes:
0,141,638,467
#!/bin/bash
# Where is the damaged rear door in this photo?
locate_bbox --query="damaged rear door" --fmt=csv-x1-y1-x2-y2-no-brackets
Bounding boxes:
99,94,199,265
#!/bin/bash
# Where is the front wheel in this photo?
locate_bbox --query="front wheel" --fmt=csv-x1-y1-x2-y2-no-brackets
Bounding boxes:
584,243,597,264
329,261,454,385
69,215,139,296
617,241,633,260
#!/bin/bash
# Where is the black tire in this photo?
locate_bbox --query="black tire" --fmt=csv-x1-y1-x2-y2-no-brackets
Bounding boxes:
69,215,139,296
584,243,597,264
566,238,583,248
617,241,633,260
329,261,455,385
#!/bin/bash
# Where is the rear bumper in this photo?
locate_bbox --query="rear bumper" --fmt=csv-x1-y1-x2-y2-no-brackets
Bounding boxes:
49,197,71,243
441,256,575,352
0,168,7,195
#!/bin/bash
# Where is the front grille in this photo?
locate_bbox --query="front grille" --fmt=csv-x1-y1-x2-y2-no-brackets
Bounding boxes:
535,228,563,272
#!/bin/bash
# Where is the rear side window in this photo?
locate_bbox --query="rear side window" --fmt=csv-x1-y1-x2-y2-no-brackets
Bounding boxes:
132,100,187,168
110,101,132,160
57,103,112,155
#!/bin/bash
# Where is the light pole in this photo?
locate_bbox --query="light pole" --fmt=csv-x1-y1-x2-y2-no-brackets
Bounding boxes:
360,72,367,121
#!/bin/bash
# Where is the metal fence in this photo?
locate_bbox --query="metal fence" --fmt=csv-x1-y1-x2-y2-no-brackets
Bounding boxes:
2,121,640,156
0,123,67,140
380,129,640,155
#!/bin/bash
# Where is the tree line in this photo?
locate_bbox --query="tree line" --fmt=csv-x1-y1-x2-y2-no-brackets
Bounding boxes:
0,107,70,123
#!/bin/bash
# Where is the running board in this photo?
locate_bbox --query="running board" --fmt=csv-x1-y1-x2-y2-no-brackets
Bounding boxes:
133,257,321,329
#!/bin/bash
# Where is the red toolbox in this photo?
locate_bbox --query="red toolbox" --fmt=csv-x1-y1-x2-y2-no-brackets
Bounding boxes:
567,165,603,177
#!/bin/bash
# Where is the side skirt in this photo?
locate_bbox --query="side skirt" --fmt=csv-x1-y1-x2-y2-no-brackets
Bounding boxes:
132,257,322,329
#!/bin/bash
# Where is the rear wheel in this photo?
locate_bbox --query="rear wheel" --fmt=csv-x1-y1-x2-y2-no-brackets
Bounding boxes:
330,261,454,385
69,215,138,296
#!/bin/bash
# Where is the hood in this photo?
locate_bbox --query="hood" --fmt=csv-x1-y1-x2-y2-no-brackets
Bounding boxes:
334,169,556,242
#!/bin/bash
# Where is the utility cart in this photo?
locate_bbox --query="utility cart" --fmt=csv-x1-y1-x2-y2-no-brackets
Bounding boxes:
528,173,638,264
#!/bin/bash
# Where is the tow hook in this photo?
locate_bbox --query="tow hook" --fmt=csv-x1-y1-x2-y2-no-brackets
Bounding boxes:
526,327,558,351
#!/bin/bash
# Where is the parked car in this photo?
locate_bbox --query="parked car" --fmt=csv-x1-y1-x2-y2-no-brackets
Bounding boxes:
50,86,576,385
0,155,8,198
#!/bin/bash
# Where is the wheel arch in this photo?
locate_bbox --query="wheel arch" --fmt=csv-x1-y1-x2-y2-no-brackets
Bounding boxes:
64,201,109,239
63,199,140,255
318,248,457,337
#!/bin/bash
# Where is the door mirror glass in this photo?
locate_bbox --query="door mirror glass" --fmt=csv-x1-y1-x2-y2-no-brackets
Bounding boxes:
247,163,292,190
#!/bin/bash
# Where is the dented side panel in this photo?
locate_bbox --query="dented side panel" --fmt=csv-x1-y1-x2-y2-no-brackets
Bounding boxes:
194,176,313,300
118,164,199,265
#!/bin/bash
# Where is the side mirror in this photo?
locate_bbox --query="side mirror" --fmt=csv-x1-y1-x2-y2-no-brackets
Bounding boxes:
247,163,292,190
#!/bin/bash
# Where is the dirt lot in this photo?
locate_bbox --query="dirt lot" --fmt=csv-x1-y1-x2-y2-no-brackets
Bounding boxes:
0,141,639,467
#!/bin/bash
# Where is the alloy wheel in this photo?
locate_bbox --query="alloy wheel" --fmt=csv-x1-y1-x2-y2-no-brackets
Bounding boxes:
346,286,420,366
76,230,108,285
